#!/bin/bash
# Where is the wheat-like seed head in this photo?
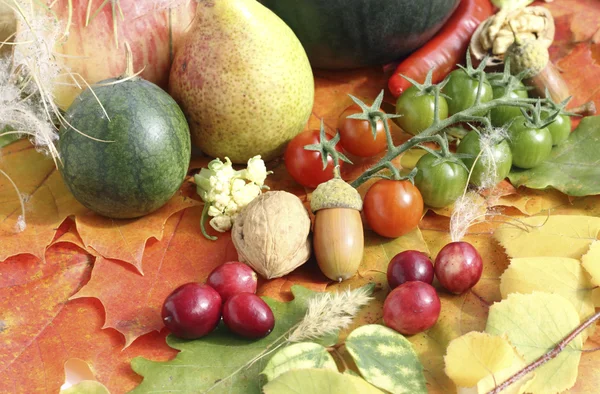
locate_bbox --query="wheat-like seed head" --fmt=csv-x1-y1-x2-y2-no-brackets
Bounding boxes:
288,286,373,343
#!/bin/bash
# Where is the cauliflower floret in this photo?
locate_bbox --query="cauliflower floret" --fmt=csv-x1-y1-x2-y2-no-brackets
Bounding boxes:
209,215,232,233
244,155,269,186
195,156,270,238
232,182,261,207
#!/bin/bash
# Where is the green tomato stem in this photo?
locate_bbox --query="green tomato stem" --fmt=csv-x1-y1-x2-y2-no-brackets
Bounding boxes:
381,115,395,151
351,95,551,188
200,203,217,241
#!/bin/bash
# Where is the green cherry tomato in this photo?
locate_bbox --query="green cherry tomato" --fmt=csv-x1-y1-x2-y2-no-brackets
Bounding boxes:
443,69,493,116
543,113,572,145
488,74,529,127
508,116,553,169
414,153,469,208
457,130,512,188
395,85,449,135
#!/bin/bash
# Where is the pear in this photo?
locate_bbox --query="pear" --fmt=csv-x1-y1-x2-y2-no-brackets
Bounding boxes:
169,0,314,164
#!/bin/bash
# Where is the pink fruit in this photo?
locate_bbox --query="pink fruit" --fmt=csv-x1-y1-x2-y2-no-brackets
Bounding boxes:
387,250,434,289
383,281,440,335
207,262,258,302
161,283,222,339
434,241,483,294
223,293,275,339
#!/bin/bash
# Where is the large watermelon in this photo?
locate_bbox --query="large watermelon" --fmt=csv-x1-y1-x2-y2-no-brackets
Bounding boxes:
58,77,191,219
260,0,461,69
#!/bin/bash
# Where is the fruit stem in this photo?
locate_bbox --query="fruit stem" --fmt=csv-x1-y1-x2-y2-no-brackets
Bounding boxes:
570,101,597,117
303,119,352,171
486,310,600,394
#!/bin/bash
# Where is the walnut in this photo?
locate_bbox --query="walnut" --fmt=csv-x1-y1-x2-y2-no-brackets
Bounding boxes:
231,191,311,279
470,6,554,67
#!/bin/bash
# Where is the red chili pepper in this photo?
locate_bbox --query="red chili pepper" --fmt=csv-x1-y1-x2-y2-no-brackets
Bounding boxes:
388,0,494,98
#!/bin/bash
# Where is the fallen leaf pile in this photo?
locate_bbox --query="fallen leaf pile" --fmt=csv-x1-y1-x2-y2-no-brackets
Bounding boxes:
1,0,600,392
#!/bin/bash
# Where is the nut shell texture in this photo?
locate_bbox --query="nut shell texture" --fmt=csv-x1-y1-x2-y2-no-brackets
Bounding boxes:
232,191,311,279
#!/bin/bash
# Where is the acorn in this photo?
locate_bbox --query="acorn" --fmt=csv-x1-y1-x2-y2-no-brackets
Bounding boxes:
311,177,364,282
505,37,570,104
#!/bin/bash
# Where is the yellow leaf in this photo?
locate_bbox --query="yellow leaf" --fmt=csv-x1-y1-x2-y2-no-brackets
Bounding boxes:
485,292,583,394
493,215,600,259
444,331,518,387
582,240,600,286
445,332,534,394
500,257,595,323
493,188,568,216
60,380,110,394
593,288,600,308
358,228,430,279
399,148,427,170
457,359,534,394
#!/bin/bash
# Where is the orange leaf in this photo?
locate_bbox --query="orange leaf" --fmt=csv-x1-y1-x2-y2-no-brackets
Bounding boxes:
257,262,330,302
0,140,86,261
71,207,237,347
557,43,600,109
0,243,177,393
0,242,91,392
0,138,199,271
75,194,198,274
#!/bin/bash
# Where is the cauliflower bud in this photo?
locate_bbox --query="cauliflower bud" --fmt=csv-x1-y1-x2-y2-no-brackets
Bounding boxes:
194,155,271,239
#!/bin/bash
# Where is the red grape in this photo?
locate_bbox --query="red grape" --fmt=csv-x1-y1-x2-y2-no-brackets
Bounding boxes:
434,241,483,294
223,293,275,339
207,261,258,302
387,250,434,289
383,281,440,335
161,283,222,339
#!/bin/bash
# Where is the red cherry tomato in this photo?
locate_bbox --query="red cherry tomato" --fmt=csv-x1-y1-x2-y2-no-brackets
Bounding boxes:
284,129,345,188
363,179,424,238
338,104,388,157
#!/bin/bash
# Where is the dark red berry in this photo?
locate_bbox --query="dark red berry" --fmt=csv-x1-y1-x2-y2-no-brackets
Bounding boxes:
222,293,274,339
387,250,434,289
434,241,483,294
383,281,440,335
161,283,222,339
207,261,258,302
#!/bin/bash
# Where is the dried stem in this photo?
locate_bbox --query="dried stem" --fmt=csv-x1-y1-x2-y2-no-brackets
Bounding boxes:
570,101,596,117
487,311,600,394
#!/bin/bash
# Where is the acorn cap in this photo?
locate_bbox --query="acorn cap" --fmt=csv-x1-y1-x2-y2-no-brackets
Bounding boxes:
506,38,549,78
310,178,362,212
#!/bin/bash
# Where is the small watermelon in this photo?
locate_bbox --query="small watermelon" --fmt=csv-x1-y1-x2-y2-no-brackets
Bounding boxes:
58,77,191,219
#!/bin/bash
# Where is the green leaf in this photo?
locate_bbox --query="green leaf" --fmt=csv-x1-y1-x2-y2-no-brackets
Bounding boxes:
60,381,110,394
485,292,583,394
345,324,427,394
261,342,337,382
262,369,384,394
508,116,600,196
130,286,342,394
